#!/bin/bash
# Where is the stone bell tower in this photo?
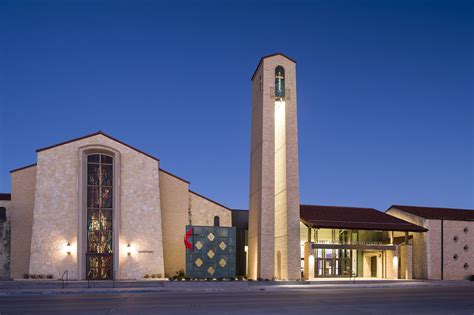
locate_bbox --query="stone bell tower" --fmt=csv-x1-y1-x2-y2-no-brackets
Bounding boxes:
248,53,301,280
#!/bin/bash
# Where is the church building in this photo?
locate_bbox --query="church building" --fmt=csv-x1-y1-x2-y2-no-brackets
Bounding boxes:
0,53,472,281
7,132,232,280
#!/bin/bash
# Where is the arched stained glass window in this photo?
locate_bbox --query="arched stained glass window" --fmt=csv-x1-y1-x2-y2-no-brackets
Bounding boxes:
214,216,220,227
86,153,113,280
275,66,285,98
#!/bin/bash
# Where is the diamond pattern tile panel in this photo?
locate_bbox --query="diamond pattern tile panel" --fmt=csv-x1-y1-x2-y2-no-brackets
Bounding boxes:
185,225,236,279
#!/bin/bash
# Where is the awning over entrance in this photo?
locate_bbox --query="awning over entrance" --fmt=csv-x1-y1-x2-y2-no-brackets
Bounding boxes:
312,243,396,251
301,205,428,232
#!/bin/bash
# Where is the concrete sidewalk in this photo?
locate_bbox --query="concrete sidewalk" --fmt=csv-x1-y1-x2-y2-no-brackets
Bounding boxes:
0,279,473,296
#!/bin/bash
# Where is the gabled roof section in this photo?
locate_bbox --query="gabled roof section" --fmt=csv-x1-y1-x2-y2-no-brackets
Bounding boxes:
388,205,474,221
189,190,231,211
36,131,160,162
159,168,190,184
10,163,37,173
301,204,427,232
251,52,296,81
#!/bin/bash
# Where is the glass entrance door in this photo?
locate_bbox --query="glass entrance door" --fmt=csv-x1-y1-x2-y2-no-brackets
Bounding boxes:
315,249,353,277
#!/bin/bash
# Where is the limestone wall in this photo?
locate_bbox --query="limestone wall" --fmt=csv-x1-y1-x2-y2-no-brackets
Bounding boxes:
10,166,36,279
385,250,398,279
399,244,413,279
387,208,429,279
248,54,300,280
159,170,190,277
28,134,165,280
388,207,474,280
424,219,442,279
189,191,231,227
442,220,474,280
0,200,11,280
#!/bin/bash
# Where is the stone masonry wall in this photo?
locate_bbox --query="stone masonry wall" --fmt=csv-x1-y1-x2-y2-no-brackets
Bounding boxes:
189,192,231,228
28,134,165,280
10,166,36,279
0,200,11,280
443,220,474,280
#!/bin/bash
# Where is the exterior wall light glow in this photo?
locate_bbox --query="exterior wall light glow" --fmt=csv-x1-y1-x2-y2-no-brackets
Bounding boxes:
127,244,132,256
66,242,71,255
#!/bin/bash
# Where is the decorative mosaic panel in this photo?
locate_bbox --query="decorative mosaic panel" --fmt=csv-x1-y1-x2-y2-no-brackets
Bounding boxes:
185,225,236,279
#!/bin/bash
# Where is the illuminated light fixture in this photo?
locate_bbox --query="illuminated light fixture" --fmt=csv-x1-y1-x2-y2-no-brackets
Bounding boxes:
393,256,399,270
127,244,132,256
66,242,71,255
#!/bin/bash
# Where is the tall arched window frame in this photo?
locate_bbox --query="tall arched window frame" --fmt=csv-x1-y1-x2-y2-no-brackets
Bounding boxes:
275,66,285,98
85,153,114,280
214,216,220,227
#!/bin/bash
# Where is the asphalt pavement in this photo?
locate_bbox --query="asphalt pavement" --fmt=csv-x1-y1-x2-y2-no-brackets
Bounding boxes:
0,284,473,314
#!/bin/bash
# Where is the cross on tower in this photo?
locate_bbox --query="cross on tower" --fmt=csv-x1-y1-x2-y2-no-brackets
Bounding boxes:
275,71,284,95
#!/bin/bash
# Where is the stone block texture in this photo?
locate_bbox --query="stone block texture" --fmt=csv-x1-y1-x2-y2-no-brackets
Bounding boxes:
27,134,165,280
10,166,36,279
9,133,232,281
388,207,474,280
0,200,11,280
248,54,301,280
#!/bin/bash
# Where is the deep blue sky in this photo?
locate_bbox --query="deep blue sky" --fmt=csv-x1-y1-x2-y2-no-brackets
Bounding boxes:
0,0,472,211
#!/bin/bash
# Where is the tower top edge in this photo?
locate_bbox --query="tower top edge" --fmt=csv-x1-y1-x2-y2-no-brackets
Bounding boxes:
250,53,296,81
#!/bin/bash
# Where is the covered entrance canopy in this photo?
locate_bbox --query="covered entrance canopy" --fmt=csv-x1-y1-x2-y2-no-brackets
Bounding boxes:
300,205,427,279
300,205,428,233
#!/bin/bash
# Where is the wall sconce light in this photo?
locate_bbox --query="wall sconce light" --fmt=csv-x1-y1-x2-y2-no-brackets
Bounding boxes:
66,242,71,255
127,244,132,256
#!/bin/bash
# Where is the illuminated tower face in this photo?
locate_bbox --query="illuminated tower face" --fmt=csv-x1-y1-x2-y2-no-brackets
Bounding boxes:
248,54,300,280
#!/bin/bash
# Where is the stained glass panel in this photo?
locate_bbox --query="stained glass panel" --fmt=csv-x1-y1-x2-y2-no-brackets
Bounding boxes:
87,209,100,231
275,66,285,98
88,154,100,163
87,186,100,208
101,155,113,164
102,164,113,186
88,164,100,185
101,187,113,208
86,154,113,280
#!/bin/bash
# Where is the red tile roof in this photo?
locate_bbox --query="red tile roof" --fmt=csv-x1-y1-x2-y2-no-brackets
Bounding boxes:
388,205,474,221
0,193,11,201
301,204,427,232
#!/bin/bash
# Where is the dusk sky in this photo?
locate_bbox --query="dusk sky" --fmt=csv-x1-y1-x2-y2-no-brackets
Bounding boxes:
0,0,472,211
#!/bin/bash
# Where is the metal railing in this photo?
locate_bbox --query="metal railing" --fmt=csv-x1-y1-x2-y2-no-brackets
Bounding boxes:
350,272,356,284
61,270,68,289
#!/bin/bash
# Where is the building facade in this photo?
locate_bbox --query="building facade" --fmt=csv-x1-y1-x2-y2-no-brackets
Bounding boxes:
300,205,427,280
387,205,474,280
7,132,231,280
0,54,472,281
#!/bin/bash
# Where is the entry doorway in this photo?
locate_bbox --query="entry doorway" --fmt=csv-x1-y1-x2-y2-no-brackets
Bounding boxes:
370,256,377,277
362,251,383,278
